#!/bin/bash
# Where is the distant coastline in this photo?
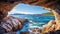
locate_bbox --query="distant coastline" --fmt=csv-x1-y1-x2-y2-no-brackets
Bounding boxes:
41,12,54,16
33,12,54,16
9,12,54,16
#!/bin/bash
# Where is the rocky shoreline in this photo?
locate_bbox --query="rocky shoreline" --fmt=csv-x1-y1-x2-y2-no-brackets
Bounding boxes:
0,15,59,34
40,20,60,34
0,16,28,34
20,20,60,34
19,20,60,34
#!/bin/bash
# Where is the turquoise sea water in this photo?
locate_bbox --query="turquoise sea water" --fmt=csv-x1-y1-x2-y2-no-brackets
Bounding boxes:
9,14,55,34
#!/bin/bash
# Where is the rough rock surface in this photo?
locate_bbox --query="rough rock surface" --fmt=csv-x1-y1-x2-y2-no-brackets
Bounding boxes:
41,20,60,34
0,0,60,14
0,0,60,34
0,0,60,23
1,16,28,32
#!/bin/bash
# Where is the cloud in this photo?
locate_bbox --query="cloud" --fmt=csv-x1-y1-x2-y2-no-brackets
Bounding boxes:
8,9,35,14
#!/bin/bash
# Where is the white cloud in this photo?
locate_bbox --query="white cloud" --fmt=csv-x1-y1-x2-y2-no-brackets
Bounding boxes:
8,9,35,14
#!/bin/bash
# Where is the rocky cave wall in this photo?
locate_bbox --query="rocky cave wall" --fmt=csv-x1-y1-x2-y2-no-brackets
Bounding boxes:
0,0,60,33
0,0,60,24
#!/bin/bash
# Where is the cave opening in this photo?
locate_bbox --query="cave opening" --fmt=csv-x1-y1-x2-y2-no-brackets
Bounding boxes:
8,4,55,33
1,0,60,34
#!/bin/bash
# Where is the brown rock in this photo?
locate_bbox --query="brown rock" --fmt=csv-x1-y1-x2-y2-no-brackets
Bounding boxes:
42,20,60,34
42,20,56,33
1,0,60,34
0,0,60,18
0,0,60,25
1,16,28,32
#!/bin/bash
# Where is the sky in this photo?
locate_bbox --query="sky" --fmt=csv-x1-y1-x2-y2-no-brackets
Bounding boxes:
8,4,50,14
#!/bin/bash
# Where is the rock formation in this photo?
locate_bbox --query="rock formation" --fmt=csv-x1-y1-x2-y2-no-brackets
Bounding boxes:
41,20,60,34
0,0,60,34
2,16,28,32
0,0,60,24
42,20,56,33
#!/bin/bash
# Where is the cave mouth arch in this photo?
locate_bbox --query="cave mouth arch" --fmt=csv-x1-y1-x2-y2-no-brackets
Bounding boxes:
8,3,55,22
8,4,55,31
1,0,60,33
0,0,60,22
8,4,53,15
1,0,60,24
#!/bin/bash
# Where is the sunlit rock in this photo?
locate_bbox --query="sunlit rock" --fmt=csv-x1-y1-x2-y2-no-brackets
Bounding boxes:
41,20,60,34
